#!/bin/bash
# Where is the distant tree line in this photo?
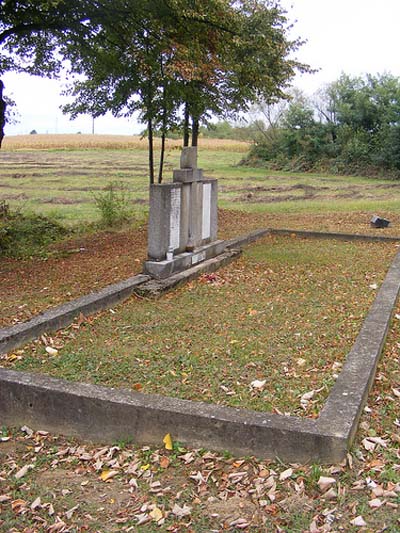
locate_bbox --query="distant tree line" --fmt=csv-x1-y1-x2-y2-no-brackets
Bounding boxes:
243,73,400,177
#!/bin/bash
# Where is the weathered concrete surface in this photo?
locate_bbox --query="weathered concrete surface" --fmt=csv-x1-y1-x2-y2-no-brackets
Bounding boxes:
270,228,400,243
143,240,227,279
139,249,240,297
0,274,150,355
0,367,346,463
319,248,400,445
225,228,272,249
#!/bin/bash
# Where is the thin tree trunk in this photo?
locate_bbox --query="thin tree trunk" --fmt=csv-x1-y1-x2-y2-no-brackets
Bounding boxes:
158,132,165,184
158,85,167,183
0,80,6,149
148,117,154,184
192,117,199,147
183,104,190,147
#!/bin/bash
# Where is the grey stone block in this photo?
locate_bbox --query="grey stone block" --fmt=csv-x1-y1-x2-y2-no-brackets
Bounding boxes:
173,168,204,183
0,366,345,463
147,183,183,260
180,146,197,169
143,240,227,279
189,181,203,248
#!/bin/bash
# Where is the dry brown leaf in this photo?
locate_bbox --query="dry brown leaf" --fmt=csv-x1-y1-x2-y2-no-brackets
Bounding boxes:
368,498,383,508
279,468,293,481
15,464,33,479
172,503,192,517
350,515,367,527
318,476,336,492
159,456,170,469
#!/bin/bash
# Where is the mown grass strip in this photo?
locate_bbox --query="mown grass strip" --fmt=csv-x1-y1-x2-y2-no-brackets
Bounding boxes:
3,235,396,416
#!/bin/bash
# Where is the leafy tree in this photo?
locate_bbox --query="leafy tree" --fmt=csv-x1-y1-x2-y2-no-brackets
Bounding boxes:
0,0,110,146
63,0,308,182
247,73,400,176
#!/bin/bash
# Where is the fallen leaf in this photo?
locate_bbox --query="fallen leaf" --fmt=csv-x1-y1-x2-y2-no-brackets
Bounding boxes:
350,516,367,527
45,346,58,356
368,498,383,508
163,433,173,451
318,476,336,492
15,464,32,480
172,503,192,517
31,496,41,510
149,506,163,521
250,379,266,389
279,468,293,481
99,469,118,482
159,456,170,469
362,438,376,452
65,504,79,519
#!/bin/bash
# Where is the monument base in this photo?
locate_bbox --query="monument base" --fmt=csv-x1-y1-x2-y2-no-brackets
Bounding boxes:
143,240,226,279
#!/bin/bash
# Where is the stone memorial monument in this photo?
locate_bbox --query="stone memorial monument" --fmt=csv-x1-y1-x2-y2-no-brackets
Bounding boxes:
144,147,225,279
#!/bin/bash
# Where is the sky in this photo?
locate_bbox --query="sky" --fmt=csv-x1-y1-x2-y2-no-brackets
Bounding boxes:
3,0,400,136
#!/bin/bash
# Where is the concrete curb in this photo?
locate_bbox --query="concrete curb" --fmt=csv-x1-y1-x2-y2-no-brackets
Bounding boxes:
269,228,400,243
1,229,400,462
136,249,240,297
0,274,150,355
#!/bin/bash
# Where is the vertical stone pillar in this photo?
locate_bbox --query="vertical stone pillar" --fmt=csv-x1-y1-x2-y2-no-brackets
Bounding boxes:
201,179,218,245
147,183,183,261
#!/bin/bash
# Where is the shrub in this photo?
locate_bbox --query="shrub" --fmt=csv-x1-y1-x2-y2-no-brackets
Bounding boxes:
93,181,133,227
0,203,67,258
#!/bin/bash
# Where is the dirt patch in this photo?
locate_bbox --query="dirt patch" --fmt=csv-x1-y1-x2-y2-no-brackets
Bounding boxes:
0,193,28,201
39,197,87,205
206,495,260,526
36,468,131,509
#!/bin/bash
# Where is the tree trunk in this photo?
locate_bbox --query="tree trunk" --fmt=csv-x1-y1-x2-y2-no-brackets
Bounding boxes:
158,85,167,183
183,104,190,147
192,116,199,147
148,117,154,184
158,132,165,184
0,79,6,149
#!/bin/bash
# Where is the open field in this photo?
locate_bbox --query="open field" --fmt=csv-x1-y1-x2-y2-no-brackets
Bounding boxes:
2,134,250,152
2,235,397,416
2,135,400,228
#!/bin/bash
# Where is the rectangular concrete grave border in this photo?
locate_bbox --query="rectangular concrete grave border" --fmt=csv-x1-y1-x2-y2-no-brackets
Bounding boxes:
1,228,400,463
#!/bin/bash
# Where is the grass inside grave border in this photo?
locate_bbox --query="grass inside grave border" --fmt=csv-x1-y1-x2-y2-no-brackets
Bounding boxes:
2,234,398,417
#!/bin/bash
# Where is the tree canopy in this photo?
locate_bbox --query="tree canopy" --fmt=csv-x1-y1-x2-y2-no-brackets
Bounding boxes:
1,0,308,179
247,73,400,176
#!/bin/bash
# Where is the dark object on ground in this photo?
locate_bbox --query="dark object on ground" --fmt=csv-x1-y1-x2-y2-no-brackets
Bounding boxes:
371,215,390,228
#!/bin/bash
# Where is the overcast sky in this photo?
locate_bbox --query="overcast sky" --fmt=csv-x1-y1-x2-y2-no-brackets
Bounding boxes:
3,0,400,136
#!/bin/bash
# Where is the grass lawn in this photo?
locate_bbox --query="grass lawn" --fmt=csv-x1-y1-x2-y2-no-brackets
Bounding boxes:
3,235,397,416
3,135,400,227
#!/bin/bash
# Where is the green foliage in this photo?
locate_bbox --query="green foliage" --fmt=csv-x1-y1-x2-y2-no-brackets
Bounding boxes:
247,73,400,176
0,202,67,258
200,120,254,141
93,181,133,227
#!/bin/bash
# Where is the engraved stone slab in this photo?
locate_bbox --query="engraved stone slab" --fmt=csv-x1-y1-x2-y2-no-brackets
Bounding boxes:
169,187,181,250
202,183,212,240
147,183,183,260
